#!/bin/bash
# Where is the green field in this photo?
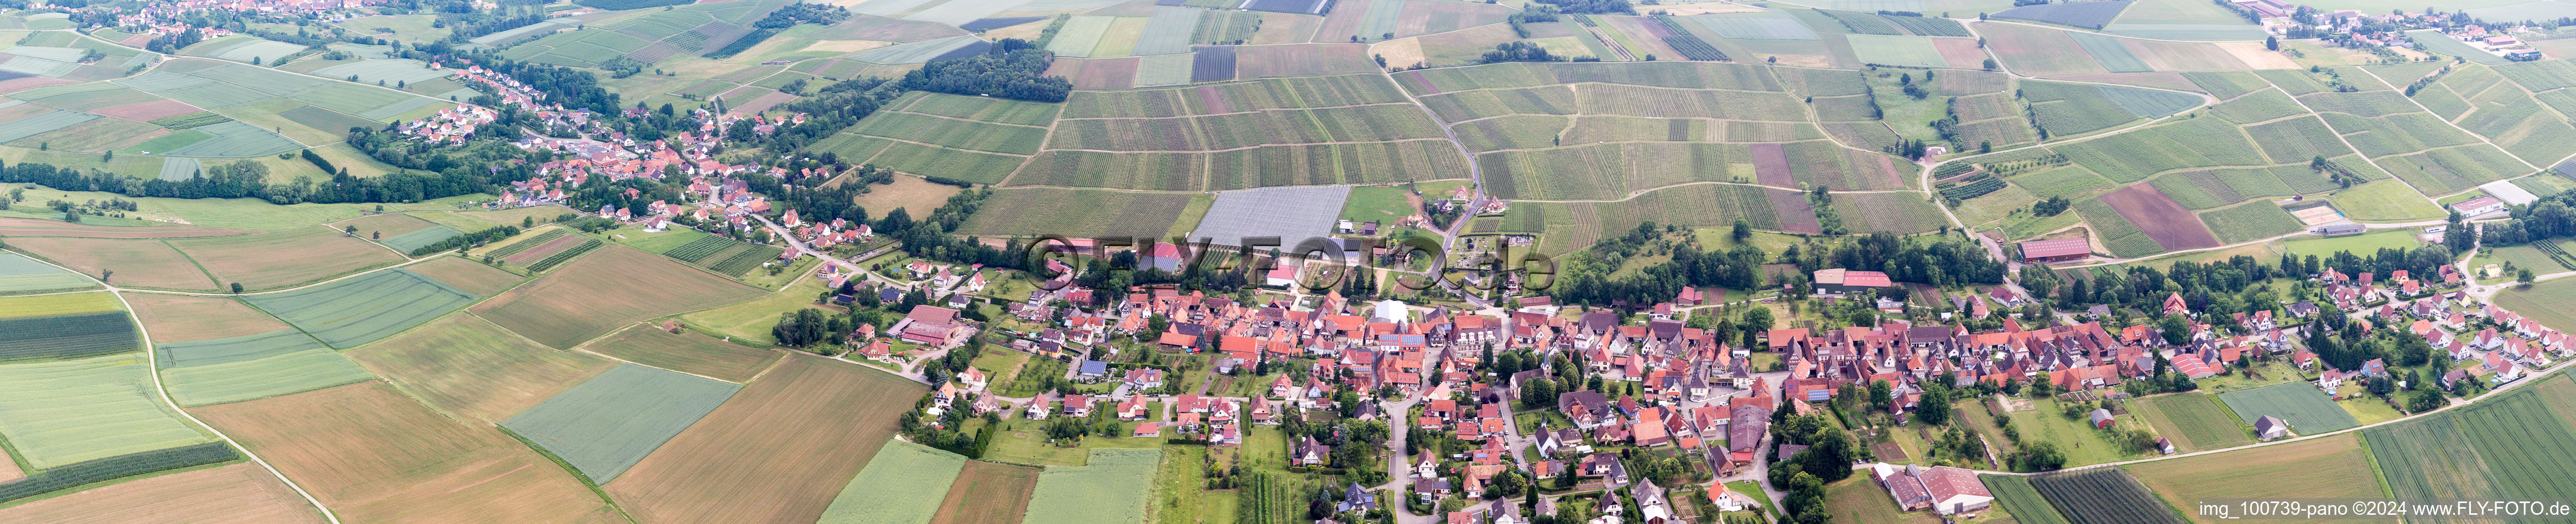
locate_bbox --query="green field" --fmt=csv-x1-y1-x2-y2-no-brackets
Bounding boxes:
0,310,141,362
2278,227,2420,256
380,225,463,254
240,269,480,348
2497,278,2576,333
2199,203,2304,244
1023,447,1160,524
2326,180,2441,221
158,347,376,407
1980,474,2073,524
501,363,742,483
2367,378,2576,510
0,353,214,469
2218,383,2360,436
2131,392,2252,452
2000,398,2158,467
816,439,969,524
0,251,96,294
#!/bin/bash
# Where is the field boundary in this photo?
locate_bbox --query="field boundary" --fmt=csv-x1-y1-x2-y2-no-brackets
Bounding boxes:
113,285,342,523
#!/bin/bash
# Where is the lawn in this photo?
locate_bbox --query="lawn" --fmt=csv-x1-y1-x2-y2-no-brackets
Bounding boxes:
2337,396,2408,426
678,275,833,346
2217,382,2361,436
973,347,1033,387
2000,398,2156,467
2129,392,2251,453
1724,480,1780,519
2278,228,2421,257
983,418,1093,467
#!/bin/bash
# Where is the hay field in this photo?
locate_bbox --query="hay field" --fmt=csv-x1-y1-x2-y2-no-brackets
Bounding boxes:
927,461,1040,524
0,462,326,524
0,216,251,238
1023,448,1161,524
242,269,480,348
502,364,742,484
166,226,403,291
2130,392,2251,452
606,355,925,524
4,237,219,291
347,313,615,423
474,244,769,348
818,440,969,524
121,294,288,342
0,353,214,469
189,382,624,524
589,324,784,383
2127,432,2390,524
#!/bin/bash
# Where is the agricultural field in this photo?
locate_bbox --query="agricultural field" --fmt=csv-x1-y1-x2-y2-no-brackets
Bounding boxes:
166,225,405,291
242,269,480,348
472,244,767,349
2128,392,2252,452
0,250,93,294
0,302,139,361
1982,474,2073,524
0,216,251,238
1,236,221,291
2367,380,2576,516
346,313,616,423
961,187,1197,239
605,355,924,524
190,381,624,524
0,353,215,469
1023,448,1161,524
2327,180,2442,222
2128,433,2390,524
121,293,289,342
2218,383,2361,435
0,462,327,524
2023,467,2189,524
400,255,526,296
2498,278,2576,335
503,363,742,483
816,440,969,524
158,341,377,407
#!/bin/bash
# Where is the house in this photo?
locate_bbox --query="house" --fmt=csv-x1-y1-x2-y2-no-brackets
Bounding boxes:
1124,368,1166,389
1336,483,1379,513
2088,408,2115,429
2254,416,2291,441
1061,395,1093,417
1295,436,1332,467
2017,238,2092,263
893,305,973,349
1812,268,1891,295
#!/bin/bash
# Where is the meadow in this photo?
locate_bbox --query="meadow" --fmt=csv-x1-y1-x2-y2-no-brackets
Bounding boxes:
0,216,251,238
503,363,742,484
0,353,214,469
122,293,289,342
242,269,481,348
473,245,767,349
346,313,616,423
2217,382,2360,435
606,356,924,524
1024,448,1161,524
2128,432,2390,524
166,226,405,291
2128,392,2251,452
190,382,623,524
2199,203,2304,244
816,440,969,524
2325,180,2441,222
4,237,222,291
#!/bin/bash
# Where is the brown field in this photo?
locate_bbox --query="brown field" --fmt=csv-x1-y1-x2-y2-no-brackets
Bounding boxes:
333,213,441,239
90,99,206,122
2127,39,2252,71
0,463,325,524
189,382,624,524
0,76,74,94
0,447,18,483
5,237,219,291
1044,57,1140,90
849,174,966,216
926,461,1041,524
1976,21,2106,76
1930,37,1991,69
1396,2,1513,36
1248,12,1318,45
502,234,588,266
607,355,924,524
2052,72,2201,92
2101,184,2221,251
1311,0,1375,42
347,313,615,423
167,226,405,291
404,256,525,296
0,217,253,238
586,325,784,383
1600,16,1684,61
472,244,765,349
1768,189,1824,234
2128,432,2394,523
1236,44,1377,78
1749,143,1792,187
123,293,290,342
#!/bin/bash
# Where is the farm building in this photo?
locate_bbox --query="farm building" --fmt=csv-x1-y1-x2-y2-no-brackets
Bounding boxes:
2016,238,2092,263
2088,408,2116,429
1868,463,1994,515
2254,415,2291,441
2316,224,2366,236
2450,196,2507,217
1812,268,1891,296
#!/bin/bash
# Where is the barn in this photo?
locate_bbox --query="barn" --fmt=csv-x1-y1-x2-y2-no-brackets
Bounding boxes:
2016,238,2092,263
1812,268,1890,296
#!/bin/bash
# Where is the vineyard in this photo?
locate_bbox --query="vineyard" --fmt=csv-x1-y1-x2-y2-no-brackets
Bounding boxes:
662,236,737,263
1881,13,1970,37
0,442,239,504
488,229,569,259
1236,473,1307,524
1940,176,2006,200
1654,16,1728,61
2024,468,2187,524
2532,242,2576,271
526,238,602,272
705,246,783,276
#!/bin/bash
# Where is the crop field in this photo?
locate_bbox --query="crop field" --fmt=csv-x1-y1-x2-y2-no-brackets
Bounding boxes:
346,313,613,424
927,461,1040,524
1847,34,1947,68
2128,432,2388,524
0,462,326,524
1979,21,2105,76
0,354,214,469
504,363,741,484
241,268,479,348
190,382,623,524
859,140,1027,184
2371,145,2532,196
380,225,463,254
817,440,969,524
2024,467,2186,524
0,251,92,294
2199,203,2304,244
401,255,524,296
2073,199,2163,257
154,329,326,369
2096,183,2219,251
1063,74,1406,118
2218,383,2360,435
1,237,219,291
592,324,783,384
160,346,377,407
0,442,240,508
2130,392,2251,452
1981,474,2073,524
2367,382,2576,519
850,111,1046,155
167,225,401,291
122,294,288,342
1049,104,1445,151
2023,81,2148,136
473,245,765,349
1023,448,1160,524
334,212,440,239
0,216,250,238
961,187,1194,239
1832,192,1949,233
497,232,582,264
0,310,139,362
606,355,924,524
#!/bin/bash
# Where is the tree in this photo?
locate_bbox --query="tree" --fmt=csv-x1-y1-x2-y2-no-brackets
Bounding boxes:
1487,468,1526,499
2519,268,2536,285
2266,35,2280,50
2159,314,2191,346
1914,383,1952,426
1732,219,1752,242
2015,441,2066,471
1521,378,1557,409
2405,388,2444,412
523,216,536,228
230,282,243,294
372,231,380,240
